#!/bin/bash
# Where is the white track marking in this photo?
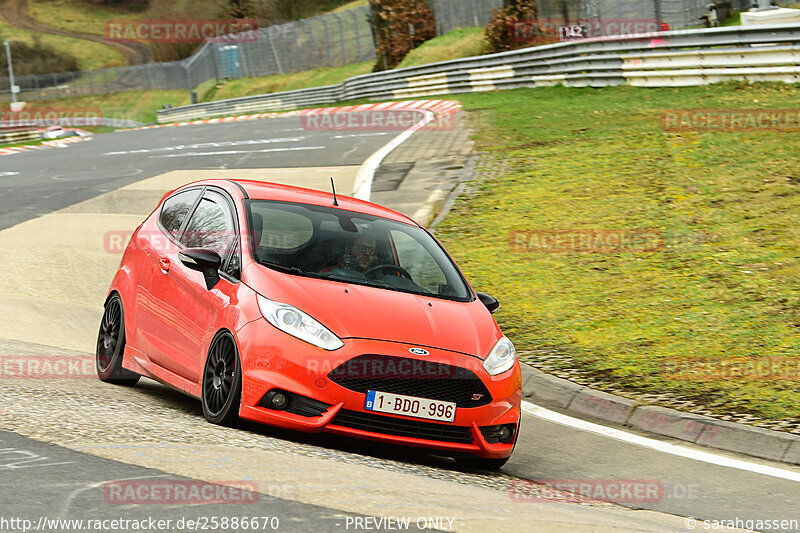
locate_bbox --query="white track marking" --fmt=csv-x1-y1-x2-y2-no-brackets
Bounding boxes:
522,401,800,483
352,110,434,201
149,146,325,158
104,137,306,156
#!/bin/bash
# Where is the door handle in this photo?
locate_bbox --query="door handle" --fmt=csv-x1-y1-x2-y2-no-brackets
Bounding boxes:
159,257,170,273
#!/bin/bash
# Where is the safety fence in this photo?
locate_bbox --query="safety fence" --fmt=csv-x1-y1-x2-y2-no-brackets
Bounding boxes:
0,0,755,102
157,23,800,123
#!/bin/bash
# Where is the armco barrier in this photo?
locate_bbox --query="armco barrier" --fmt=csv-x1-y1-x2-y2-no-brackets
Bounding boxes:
0,129,41,144
158,24,800,123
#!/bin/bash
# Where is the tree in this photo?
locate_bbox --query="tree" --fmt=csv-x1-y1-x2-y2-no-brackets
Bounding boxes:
368,0,436,72
485,0,540,53
219,0,256,20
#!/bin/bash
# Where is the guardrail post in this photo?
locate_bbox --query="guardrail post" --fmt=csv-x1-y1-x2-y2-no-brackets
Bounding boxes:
291,26,300,73
301,20,313,71
268,27,284,74
349,8,362,62
331,12,347,66
145,65,155,90
320,16,333,67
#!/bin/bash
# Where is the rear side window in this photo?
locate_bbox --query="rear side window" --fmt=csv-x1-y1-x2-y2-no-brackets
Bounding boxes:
159,189,200,238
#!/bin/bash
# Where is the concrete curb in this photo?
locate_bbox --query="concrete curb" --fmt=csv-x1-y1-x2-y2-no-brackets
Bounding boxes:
0,132,91,156
125,100,462,132
520,363,800,466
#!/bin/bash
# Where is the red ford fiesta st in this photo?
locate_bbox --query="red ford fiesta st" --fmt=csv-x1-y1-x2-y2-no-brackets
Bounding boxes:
97,179,521,469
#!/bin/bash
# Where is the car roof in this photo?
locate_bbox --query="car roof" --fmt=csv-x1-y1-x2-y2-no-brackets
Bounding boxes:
186,179,421,227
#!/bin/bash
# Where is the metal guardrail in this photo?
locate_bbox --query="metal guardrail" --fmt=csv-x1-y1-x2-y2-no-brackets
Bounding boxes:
157,24,800,123
0,128,41,145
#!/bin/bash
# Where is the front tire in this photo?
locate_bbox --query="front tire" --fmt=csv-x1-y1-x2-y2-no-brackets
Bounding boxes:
96,294,140,386
201,331,242,426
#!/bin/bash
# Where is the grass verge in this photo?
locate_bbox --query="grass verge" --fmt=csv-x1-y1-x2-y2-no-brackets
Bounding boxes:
13,90,192,124
206,61,374,101
0,17,124,69
396,27,487,69
434,83,800,422
29,0,149,36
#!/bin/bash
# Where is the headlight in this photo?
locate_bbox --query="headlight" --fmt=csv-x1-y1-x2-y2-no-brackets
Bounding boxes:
483,337,516,376
257,294,343,351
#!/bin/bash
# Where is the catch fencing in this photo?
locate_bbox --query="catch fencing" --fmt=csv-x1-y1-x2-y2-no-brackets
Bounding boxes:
157,23,800,123
0,0,760,102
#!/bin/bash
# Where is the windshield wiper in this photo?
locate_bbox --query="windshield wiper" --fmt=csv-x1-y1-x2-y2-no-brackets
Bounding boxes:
259,261,319,278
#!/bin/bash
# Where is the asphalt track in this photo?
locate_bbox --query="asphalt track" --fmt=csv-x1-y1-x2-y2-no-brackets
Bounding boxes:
1,116,798,532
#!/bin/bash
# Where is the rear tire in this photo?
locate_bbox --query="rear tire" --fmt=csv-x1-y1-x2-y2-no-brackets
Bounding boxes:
96,294,140,386
201,331,242,426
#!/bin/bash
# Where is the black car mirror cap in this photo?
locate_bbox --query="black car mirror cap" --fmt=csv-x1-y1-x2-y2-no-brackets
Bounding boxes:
476,292,500,314
179,248,222,290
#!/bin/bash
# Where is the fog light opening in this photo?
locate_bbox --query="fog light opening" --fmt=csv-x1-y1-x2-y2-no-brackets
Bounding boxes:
498,424,515,443
263,390,292,410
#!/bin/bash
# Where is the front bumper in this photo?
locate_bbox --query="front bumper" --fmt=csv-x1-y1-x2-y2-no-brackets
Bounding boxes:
236,320,521,459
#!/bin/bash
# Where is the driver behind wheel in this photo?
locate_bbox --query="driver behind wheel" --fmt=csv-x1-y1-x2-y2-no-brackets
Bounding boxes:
347,234,376,273
319,233,376,274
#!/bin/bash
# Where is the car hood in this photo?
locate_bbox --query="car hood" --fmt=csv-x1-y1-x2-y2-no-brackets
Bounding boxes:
243,265,502,358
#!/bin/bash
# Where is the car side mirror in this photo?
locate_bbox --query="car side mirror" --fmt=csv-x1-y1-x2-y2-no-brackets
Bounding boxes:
179,248,221,290
476,292,500,314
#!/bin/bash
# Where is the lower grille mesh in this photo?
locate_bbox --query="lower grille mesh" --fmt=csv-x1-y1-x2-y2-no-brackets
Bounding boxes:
331,409,473,444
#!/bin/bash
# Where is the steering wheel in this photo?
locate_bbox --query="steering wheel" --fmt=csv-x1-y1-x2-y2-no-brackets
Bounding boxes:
364,264,412,280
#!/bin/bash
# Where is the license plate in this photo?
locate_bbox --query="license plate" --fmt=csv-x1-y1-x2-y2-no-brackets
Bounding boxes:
365,390,456,423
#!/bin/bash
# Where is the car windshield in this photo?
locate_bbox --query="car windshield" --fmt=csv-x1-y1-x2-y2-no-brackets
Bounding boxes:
246,200,471,301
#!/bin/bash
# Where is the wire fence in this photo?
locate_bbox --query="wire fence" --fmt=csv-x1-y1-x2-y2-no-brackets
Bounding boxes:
532,0,753,30
0,0,758,103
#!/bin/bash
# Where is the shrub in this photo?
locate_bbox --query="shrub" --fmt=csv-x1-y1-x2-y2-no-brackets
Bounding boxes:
485,0,540,53
369,0,436,71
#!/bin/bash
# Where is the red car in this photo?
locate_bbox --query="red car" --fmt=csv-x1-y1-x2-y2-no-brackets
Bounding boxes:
97,179,521,469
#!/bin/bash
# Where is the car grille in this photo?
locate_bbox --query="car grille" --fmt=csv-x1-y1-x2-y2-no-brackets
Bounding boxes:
331,409,473,444
327,354,492,408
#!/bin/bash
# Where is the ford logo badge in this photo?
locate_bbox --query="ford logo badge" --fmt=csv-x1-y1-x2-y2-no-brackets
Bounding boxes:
409,347,429,356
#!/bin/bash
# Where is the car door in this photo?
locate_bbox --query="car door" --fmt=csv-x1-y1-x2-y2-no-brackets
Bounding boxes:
136,187,202,359
145,188,237,383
